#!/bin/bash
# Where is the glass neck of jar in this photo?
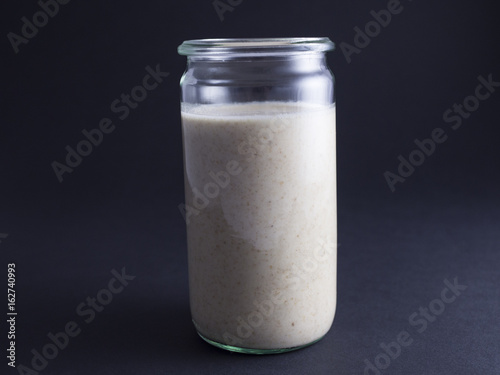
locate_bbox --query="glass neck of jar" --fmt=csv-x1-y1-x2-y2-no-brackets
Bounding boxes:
180,52,334,106
185,52,328,73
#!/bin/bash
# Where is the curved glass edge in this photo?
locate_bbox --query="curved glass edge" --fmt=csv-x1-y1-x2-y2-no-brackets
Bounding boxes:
195,330,327,355
178,37,335,56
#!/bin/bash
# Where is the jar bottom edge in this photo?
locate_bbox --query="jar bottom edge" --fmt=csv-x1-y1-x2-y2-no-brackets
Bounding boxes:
195,327,326,355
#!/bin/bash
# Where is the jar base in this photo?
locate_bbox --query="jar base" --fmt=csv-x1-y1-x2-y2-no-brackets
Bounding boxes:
195,329,326,355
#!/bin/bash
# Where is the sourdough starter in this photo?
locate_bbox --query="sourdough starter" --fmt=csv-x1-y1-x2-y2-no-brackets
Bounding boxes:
181,101,337,349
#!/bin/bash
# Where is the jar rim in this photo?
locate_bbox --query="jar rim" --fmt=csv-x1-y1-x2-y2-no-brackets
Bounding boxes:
178,37,335,56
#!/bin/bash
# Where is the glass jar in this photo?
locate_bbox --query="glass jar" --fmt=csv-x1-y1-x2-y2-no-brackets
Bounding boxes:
178,38,337,354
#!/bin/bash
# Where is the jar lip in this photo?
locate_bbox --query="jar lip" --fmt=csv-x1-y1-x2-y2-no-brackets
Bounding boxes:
178,37,335,56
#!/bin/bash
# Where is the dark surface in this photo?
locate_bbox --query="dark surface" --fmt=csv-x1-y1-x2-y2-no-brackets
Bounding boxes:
1,0,499,374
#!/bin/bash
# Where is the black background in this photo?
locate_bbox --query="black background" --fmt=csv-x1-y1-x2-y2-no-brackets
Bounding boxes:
1,0,499,374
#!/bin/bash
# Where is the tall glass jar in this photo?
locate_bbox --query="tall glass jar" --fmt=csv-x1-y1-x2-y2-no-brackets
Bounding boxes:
178,38,337,354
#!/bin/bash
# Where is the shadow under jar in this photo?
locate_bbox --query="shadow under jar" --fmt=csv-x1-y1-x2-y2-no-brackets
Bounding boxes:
178,38,337,354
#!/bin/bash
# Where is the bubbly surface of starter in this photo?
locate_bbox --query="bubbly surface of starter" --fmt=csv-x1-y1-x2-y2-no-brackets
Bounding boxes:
182,101,337,349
